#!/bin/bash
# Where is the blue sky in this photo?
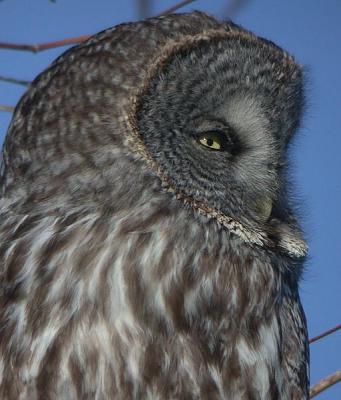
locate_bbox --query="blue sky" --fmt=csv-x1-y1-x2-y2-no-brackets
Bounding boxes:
0,1,340,398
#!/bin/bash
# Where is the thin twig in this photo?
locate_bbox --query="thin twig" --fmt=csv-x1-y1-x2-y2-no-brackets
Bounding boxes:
0,35,90,53
310,370,341,398
225,0,249,18
0,75,30,86
0,105,15,112
157,0,197,16
0,1,197,53
309,324,341,344
138,0,152,19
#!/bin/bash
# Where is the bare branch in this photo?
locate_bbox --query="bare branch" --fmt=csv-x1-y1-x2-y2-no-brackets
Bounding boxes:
225,0,250,18
138,0,152,19
310,370,341,398
0,105,15,113
158,0,197,16
0,75,30,86
309,324,341,344
0,35,90,53
0,1,198,53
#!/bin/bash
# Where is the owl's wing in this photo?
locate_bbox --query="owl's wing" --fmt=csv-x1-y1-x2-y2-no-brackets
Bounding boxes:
280,287,310,399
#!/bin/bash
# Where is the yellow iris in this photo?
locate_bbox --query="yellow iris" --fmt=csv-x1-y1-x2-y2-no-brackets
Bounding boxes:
198,133,222,150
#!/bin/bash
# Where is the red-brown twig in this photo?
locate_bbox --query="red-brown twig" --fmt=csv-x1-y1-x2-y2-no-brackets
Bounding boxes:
310,370,341,398
138,0,152,19
0,105,15,113
0,74,30,86
225,0,249,18
0,35,90,53
0,1,197,53
309,324,341,344
157,0,196,16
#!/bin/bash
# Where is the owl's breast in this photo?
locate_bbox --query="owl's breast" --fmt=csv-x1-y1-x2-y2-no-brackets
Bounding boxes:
100,218,289,398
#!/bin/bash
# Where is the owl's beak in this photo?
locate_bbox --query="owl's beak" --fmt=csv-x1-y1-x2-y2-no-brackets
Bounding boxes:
255,197,273,222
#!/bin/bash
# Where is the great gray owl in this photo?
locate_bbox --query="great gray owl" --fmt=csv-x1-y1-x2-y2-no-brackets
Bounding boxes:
0,11,309,400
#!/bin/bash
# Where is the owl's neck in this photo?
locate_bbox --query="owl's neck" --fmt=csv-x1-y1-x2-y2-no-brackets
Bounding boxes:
1,193,298,332
123,208,286,334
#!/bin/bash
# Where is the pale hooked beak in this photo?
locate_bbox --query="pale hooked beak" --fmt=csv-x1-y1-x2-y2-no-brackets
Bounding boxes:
255,196,273,222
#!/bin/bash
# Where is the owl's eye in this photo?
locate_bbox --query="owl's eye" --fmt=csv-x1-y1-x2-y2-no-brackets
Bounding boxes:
197,132,224,150
197,130,237,152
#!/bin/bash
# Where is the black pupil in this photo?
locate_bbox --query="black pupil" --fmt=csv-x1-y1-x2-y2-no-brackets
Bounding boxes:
207,138,214,146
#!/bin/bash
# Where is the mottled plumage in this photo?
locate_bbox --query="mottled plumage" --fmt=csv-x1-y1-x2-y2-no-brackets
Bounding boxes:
0,12,309,399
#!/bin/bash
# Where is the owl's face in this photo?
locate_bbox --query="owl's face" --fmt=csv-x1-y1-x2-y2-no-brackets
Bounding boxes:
135,32,303,231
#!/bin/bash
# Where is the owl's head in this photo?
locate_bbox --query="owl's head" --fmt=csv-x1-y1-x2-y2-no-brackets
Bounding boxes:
2,12,306,255
129,24,304,242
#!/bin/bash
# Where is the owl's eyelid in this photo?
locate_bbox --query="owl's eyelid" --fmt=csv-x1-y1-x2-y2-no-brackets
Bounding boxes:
193,128,229,140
